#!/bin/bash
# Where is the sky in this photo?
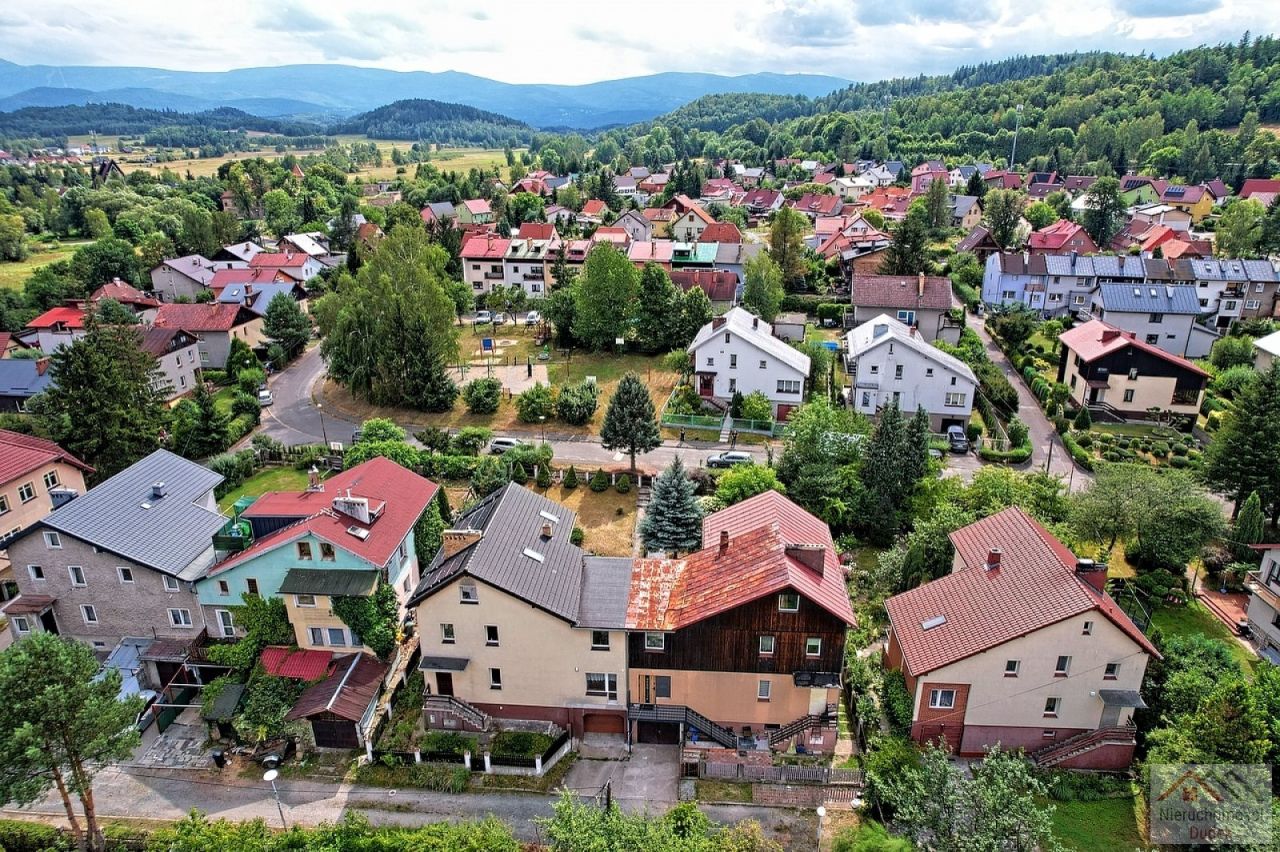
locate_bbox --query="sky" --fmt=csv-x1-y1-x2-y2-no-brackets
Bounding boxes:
1,0,1276,85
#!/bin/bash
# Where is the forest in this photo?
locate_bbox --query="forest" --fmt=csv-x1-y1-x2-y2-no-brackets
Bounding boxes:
331,98,533,146
0,104,320,142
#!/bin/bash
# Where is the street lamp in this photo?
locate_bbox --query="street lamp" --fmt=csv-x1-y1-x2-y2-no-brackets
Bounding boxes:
816,805,826,851
263,768,287,829
1009,104,1024,170
539,415,546,446
315,402,329,447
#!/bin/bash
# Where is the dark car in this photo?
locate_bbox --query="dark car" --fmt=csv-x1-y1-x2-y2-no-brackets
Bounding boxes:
707,451,753,468
946,425,969,454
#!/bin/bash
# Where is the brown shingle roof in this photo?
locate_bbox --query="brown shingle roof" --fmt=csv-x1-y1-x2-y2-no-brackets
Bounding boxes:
286,653,387,721
154,303,247,332
852,274,953,310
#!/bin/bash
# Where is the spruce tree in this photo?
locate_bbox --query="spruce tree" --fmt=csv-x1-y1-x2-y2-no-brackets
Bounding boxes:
1233,490,1265,560
1205,363,1280,522
601,373,661,473
563,465,579,490
905,406,931,485
639,456,704,556
859,401,911,544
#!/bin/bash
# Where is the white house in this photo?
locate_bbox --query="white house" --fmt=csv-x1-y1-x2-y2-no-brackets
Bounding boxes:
687,307,811,420
845,314,977,431
1254,329,1280,372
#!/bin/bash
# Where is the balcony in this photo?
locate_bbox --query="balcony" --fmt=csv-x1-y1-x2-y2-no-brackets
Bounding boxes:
523,273,544,281
1248,571,1280,613
483,272,503,280
213,518,253,552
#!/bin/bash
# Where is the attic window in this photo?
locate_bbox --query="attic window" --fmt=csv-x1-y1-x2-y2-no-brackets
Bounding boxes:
523,548,545,563
347,526,370,541
539,510,560,524
921,615,947,631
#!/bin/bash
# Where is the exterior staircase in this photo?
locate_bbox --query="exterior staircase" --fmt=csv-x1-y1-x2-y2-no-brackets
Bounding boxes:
628,703,737,748
718,413,733,443
768,703,838,747
424,694,492,732
1030,724,1137,768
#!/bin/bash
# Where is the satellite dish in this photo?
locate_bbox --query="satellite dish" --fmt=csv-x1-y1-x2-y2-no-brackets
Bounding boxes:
263,769,279,782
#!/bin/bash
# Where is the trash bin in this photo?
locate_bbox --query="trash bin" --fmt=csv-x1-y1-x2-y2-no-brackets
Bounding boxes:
211,749,226,769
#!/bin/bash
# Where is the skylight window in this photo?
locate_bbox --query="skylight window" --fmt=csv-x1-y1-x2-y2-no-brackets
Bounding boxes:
347,526,370,540
539,511,560,524
921,615,947,631
523,548,545,563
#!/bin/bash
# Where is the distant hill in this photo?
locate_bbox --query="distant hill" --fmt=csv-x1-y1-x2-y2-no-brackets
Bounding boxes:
0,60,850,128
0,102,320,139
332,98,531,146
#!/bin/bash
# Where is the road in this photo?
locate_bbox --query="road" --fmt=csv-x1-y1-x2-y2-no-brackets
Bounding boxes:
257,346,772,472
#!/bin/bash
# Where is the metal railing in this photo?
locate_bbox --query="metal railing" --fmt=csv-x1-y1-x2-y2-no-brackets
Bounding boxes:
424,694,490,730
628,703,737,748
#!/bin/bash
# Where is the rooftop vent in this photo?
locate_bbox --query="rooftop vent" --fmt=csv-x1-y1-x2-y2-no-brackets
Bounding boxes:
985,547,1002,572
333,492,371,524
540,522,553,539
921,615,947,631
523,548,545,563
347,526,370,541
151,481,166,499
49,488,78,510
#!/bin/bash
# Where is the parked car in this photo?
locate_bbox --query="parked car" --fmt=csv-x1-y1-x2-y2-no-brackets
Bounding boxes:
707,451,753,468
946,425,969,453
490,437,524,454
257,389,274,407
525,310,542,326
134,690,159,732
492,313,507,325
475,310,493,324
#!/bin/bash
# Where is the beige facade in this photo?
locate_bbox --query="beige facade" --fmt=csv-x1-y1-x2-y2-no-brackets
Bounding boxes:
284,593,371,654
415,576,626,713
0,460,90,589
630,667,839,729
1062,358,1202,417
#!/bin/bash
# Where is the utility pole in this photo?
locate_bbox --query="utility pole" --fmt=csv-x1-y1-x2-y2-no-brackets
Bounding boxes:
1009,104,1024,169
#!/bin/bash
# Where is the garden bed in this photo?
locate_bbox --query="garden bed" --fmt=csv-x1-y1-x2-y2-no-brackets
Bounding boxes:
1068,426,1200,469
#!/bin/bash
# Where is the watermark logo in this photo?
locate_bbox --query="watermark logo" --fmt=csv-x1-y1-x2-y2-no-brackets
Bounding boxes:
1150,764,1272,846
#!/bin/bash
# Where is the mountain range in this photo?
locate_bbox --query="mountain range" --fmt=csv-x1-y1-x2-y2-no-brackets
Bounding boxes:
0,60,849,128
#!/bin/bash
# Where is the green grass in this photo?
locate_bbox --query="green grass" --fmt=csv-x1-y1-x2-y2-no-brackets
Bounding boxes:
217,466,312,513
212,387,237,417
1149,601,1257,673
694,779,753,803
0,241,87,290
1046,795,1147,852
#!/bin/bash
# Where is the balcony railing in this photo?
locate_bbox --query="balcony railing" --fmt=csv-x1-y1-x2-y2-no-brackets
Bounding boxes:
213,519,253,552
1248,571,1280,612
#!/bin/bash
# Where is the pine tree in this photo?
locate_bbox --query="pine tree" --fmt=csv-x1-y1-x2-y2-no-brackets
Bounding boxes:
1205,364,1280,522
589,468,609,492
601,373,661,473
859,401,912,544
639,456,704,556
177,382,230,460
563,465,579,490
905,406,931,485
879,207,930,275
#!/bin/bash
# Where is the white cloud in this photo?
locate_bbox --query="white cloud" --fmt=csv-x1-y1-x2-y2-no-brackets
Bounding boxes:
0,0,1273,84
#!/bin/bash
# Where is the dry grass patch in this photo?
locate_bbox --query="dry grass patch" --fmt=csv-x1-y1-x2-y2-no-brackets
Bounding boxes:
0,240,89,290
535,483,637,557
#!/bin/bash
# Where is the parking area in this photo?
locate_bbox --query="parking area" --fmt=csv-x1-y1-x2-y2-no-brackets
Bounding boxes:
564,743,680,809
131,707,212,770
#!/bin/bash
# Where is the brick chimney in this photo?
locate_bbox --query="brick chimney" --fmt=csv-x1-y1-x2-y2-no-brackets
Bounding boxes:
918,271,926,297
718,529,729,555
35,357,50,376
786,543,826,576
712,316,727,331
441,529,483,559
984,547,1002,572
1075,558,1107,593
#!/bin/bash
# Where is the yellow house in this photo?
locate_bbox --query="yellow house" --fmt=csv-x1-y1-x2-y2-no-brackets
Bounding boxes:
1158,184,1214,223
282,569,378,653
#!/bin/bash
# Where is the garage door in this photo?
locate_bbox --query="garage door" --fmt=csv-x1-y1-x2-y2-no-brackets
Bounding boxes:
310,718,360,750
636,720,681,744
584,713,625,735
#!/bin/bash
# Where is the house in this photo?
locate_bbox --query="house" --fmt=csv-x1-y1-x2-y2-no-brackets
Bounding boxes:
284,651,388,750
153,303,266,369
1157,184,1213,223
219,191,263,219
578,199,608,226
671,205,715,242
614,175,638,200
209,267,294,295
845,314,977,431
627,491,855,752
627,241,675,271
687,307,811,420
0,431,91,600
949,195,982,230
512,176,553,197
983,171,1023,191
816,215,892,280
217,281,309,319
1,450,227,651
1118,176,1163,206
1177,257,1279,328
790,193,842,221
884,507,1157,769
91,280,160,323
1253,329,1280,371
712,242,764,283
698,221,742,244
772,313,807,343
198,458,436,647
1088,284,1215,359
1239,179,1280,207
460,233,511,295
850,274,956,342
1058,319,1208,425
150,255,217,301
503,236,552,298
25,305,87,353
1028,220,1098,255
1245,545,1280,665
410,483,631,739
212,241,265,266
741,189,783,217
456,199,494,226
613,210,653,244
355,222,384,253
956,225,1002,264
910,161,948,193
861,165,896,187
140,327,201,401
420,202,458,226
279,232,330,259
248,251,325,283
670,270,738,313
0,359,54,413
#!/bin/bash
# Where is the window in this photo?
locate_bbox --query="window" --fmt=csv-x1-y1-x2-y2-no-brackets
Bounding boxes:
1005,659,1020,677
644,632,665,651
43,531,62,549
168,608,193,628
1149,312,1164,323
1123,389,1135,403
117,567,134,584
25,565,42,583
217,580,229,596
805,637,822,657
757,680,772,701
42,471,59,490
860,391,871,408
776,379,801,394
1073,294,1087,305
1266,560,1280,588
869,365,879,374
163,575,179,592
1104,662,1121,680
896,310,916,325
1044,697,1060,716
925,368,934,377
0,495,8,514
1127,367,1138,381
591,630,610,650
728,378,737,393
585,672,617,696
778,593,800,612
892,391,901,404
929,689,956,709
1223,300,1238,311
1246,300,1261,310
309,627,325,646
296,542,313,561
1055,656,1071,676
485,625,500,646
81,604,97,625
724,332,731,343
1145,334,1159,345
1043,730,1057,739
706,357,714,367
320,543,335,561
944,392,967,407
1070,374,1077,389
460,583,478,604
12,616,29,634
759,360,767,369
327,628,347,646
1082,620,1093,635
729,354,737,369
759,635,776,655
246,578,259,595
17,483,35,503
216,609,235,637
294,594,317,608
489,668,503,690
894,364,904,380
67,565,85,587
441,623,455,644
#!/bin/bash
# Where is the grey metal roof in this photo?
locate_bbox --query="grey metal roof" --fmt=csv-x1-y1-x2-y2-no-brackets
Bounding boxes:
410,484,586,622
1242,259,1279,282
1098,688,1146,709
41,449,225,578
1096,284,1201,314
577,557,633,629
278,568,377,597
0,360,53,397
1089,255,1146,280
1042,254,1096,277
419,656,470,672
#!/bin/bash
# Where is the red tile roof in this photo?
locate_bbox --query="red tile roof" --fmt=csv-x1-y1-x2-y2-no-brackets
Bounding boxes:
517,222,557,241
626,491,855,631
210,268,293,291
249,252,309,269
678,204,715,225
260,646,335,680
460,234,511,259
581,199,607,216
154,303,247,332
1028,219,1092,252
697,222,742,243
792,193,842,216
1240,179,1280,200
670,269,737,302
287,653,388,721
885,507,1159,676
1059,319,1208,377
91,280,159,308
0,429,91,483
741,189,782,209
214,457,438,573
462,198,491,215
852,274,953,310
27,305,86,330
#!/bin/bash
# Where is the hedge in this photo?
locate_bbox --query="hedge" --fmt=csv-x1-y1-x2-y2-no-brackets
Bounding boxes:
0,820,69,851
420,454,481,481
1061,433,1094,471
779,293,837,315
978,445,1033,464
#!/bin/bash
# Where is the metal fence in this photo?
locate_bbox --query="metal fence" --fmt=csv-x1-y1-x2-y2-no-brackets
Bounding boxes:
662,412,724,429
699,760,865,786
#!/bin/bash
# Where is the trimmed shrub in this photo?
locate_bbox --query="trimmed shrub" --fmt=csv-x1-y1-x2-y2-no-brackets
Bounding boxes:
589,468,609,492
966,422,983,442
1171,443,1189,456
515,383,554,423
978,445,1033,464
1053,416,1069,435
1062,433,1094,471
202,369,229,386
1170,455,1191,468
462,378,502,415
1074,433,1093,448
615,473,631,494
555,379,600,425
535,463,552,488
231,390,261,423
1072,406,1092,430
0,819,70,851
237,366,266,395
570,526,585,545
510,461,528,484
1150,440,1170,457
563,465,579,489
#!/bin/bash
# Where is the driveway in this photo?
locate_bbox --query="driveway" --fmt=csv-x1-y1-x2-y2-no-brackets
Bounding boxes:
564,744,681,809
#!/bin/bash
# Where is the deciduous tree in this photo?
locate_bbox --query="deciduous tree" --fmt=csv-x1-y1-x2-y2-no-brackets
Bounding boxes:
1081,176,1126,249
573,243,638,350
741,253,784,322
981,188,1026,249
768,205,808,292
262,292,311,360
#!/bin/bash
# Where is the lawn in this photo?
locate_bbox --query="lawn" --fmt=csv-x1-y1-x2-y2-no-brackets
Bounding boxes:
1092,423,1169,438
217,465,313,513
0,240,88,290
1149,600,1257,672
1046,794,1147,852
537,483,636,557
694,779,753,803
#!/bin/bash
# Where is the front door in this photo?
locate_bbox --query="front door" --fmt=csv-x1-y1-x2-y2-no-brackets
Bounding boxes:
698,373,714,397
1100,704,1122,728
437,673,454,697
39,608,58,635
1089,387,1104,404
642,675,652,703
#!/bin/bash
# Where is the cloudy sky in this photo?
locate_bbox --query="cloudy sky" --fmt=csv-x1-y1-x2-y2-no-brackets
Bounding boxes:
1,0,1274,84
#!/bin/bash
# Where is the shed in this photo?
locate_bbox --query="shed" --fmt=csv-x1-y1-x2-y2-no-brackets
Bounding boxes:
772,312,808,343
286,653,388,750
